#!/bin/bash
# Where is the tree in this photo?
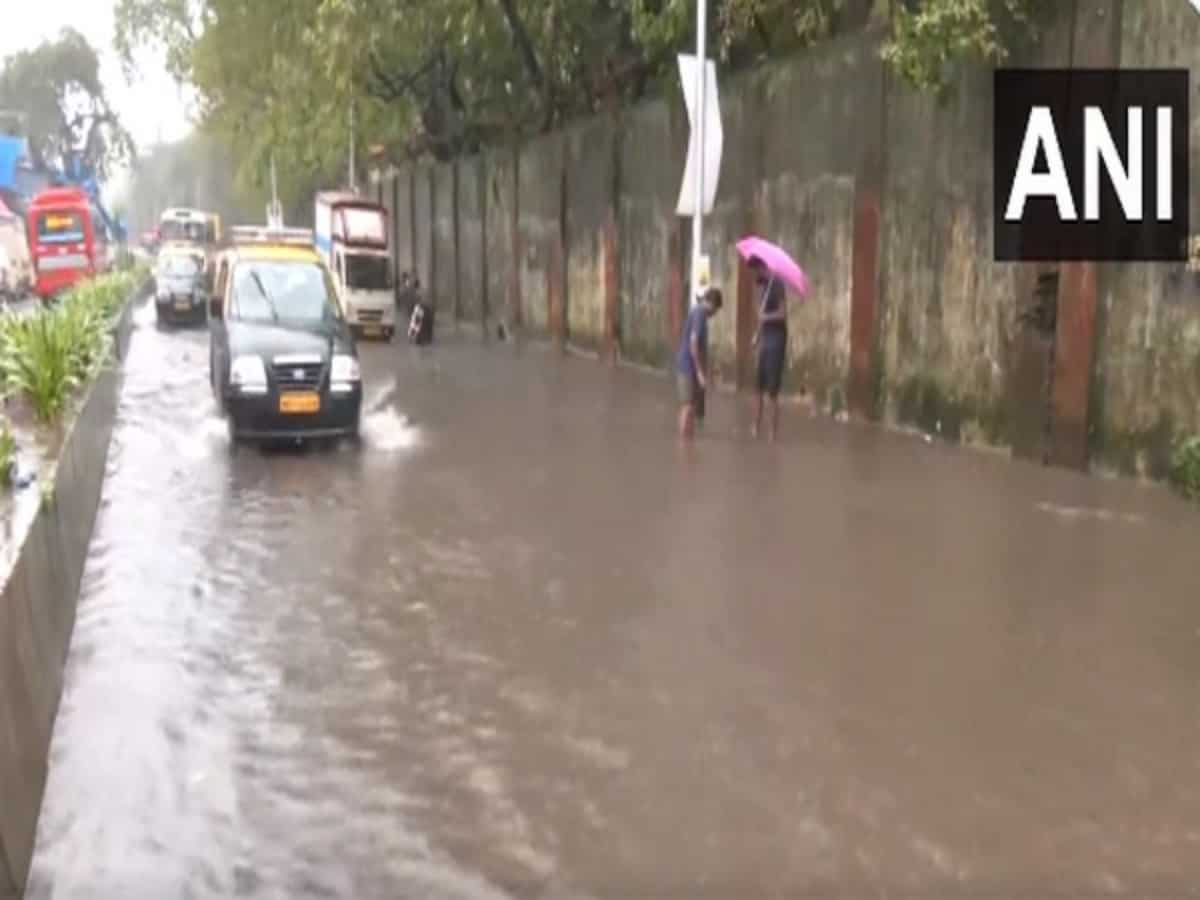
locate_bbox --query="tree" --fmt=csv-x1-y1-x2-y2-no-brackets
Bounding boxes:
114,0,1040,207
881,0,1039,93
0,28,135,181
113,0,209,83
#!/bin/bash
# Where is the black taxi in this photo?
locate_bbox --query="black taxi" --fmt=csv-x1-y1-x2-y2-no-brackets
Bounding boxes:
208,227,362,444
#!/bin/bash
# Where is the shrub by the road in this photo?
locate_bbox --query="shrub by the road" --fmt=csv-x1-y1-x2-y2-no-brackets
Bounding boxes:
0,269,142,423
0,418,14,485
1170,435,1200,500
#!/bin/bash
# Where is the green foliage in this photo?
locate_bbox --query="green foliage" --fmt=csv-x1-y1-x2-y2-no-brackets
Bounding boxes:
881,0,1037,94
1169,435,1200,500
0,271,137,423
115,0,1038,204
0,418,14,487
0,28,135,180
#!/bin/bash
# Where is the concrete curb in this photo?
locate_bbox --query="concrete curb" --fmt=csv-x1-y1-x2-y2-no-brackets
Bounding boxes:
0,283,142,900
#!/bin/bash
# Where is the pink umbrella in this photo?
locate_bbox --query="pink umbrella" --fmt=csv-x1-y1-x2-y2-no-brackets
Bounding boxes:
736,236,809,297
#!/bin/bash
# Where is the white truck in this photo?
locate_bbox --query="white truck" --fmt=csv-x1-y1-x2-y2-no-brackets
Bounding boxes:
314,191,395,340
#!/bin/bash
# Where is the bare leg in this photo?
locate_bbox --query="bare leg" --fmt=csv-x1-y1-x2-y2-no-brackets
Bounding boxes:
769,395,780,441
752,391,764,438
678,405,695,440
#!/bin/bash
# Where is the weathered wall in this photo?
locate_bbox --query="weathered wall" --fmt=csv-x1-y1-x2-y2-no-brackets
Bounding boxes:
393,171,414,280
412,165,433,300
0,292,137,900
432,163,456,315
385,0,1200,481
517,132,564,335
878,64,1016,444
616,97,681,368
483,147,517,326
457,157,485,324
1088,0,1200,477
760,39,869,410
563,114,614,350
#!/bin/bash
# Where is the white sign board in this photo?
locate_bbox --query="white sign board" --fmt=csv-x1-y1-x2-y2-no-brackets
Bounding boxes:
676,54,723,217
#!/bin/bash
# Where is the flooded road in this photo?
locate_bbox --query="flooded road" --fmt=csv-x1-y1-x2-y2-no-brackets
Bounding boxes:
24,297,1200,898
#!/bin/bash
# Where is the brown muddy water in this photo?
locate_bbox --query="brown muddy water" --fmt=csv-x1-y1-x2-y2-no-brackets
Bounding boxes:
22,298,1200,898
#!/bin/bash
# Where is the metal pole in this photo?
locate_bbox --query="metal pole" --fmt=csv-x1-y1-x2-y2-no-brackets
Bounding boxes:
690,0,707,305
349,104,357,193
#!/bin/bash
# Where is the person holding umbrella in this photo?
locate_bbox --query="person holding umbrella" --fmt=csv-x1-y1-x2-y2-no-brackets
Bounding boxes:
736,237,810,441
749,255,788,440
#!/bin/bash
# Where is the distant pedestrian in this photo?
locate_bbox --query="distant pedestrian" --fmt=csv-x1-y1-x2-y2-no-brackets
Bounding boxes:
407,276,432,344
675,287,723,440
397,271,412,312
750,256,787,440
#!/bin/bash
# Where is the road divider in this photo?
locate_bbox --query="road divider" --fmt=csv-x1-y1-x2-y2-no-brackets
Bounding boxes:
0,269,146,900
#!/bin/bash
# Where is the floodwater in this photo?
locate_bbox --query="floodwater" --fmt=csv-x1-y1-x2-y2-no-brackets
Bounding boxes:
24,297,1200,898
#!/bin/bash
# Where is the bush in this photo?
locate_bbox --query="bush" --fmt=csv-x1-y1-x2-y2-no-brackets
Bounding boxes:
0,270,140,423
1169,435,1200,500
0,418,14,486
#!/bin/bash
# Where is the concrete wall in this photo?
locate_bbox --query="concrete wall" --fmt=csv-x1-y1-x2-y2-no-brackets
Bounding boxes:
457,157,485,324
0,291,137,900
563,114,614,351
413,165,433,302
616,97,682,368
382,0,1200,480
394,170,414,278
1088,0,1200,477
517,132,564,336
432,163,456,317
483,147,517,327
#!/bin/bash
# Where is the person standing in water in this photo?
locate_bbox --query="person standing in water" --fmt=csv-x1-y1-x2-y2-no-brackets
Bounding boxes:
750,256,788,440
675,287,724,440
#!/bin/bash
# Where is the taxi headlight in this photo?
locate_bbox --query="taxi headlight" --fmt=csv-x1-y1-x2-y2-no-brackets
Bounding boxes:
330,354,360,392
230,355,267,394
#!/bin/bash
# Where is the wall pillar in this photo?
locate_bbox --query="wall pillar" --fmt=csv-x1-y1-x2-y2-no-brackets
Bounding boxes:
1049,0,1123,469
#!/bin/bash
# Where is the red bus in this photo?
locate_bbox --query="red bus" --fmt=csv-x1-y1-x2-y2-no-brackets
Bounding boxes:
27,187,109,300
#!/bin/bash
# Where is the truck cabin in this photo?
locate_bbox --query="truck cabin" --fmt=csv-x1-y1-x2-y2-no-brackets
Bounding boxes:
323,200,393,292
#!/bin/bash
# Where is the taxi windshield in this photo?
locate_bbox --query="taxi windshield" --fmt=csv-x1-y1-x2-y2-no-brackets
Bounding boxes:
157,254,201,279
231,260,339,324
160,220,207,243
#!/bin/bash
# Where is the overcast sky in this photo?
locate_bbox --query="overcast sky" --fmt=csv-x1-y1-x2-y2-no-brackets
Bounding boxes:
0,0,195,200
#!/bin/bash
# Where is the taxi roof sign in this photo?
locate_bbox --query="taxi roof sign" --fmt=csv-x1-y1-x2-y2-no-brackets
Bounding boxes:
229,225,314,247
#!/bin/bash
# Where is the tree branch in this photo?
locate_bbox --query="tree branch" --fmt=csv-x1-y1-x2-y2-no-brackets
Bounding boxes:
493,0,545,90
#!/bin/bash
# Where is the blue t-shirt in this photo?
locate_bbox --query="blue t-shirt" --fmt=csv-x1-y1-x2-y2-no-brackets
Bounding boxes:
676,303,709,378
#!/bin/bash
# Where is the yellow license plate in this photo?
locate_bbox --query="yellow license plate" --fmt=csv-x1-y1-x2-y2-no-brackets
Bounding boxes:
279,392,320,414
362,325,382,337
174,300,190,311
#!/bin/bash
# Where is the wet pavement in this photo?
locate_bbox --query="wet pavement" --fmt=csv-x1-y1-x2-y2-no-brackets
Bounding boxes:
22,297,1200,898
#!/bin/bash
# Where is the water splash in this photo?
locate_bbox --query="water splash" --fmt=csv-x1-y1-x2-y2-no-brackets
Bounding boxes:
360,377,422,452
362,408,422,452
132,300,157,330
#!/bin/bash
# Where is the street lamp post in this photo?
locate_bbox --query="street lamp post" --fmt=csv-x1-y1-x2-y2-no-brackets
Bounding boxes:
690,0,708,306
